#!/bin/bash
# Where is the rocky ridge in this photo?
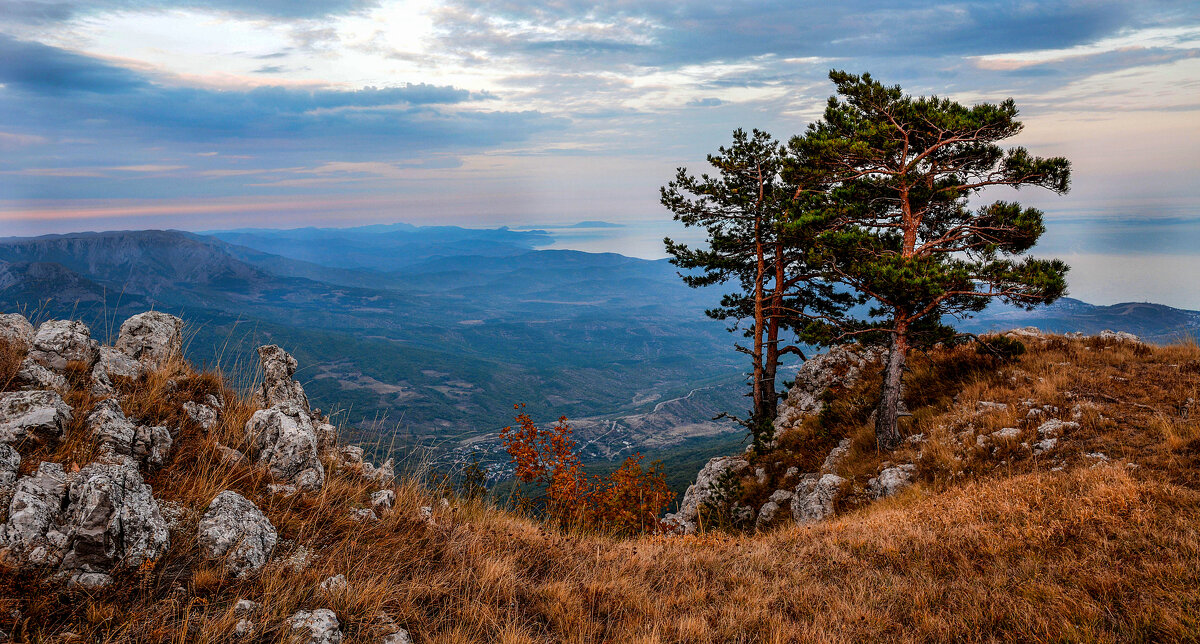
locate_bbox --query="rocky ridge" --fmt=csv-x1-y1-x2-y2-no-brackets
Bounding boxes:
0,311,410,642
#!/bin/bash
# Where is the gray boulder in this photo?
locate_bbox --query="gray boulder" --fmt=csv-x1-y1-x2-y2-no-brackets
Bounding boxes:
58,459,170,573
0,459,169,575
289,609,343,644
791,473,845,522
0,313,34,349
0,444,21,518
115,312,183,368
257,345,310,410
663,455,748,534
28,320,99,371
87,398,172,467
183,401,218,431
13,359,67,390
868,464,916,499
98,346,144,381
197,491,277,576
0,390,72,446
0,462,68,568
755,489,794,530
1098,329,1140,343
245,403,325,491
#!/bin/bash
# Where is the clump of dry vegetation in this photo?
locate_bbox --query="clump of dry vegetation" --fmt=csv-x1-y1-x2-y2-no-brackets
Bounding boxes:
1,332,1199,642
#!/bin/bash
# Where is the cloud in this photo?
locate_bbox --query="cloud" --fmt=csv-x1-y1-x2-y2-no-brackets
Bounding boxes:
4,0,382,24
686,98,723,107
0,35,560,153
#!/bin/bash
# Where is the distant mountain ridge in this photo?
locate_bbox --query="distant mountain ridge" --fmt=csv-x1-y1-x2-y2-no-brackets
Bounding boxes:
2,224,1197,468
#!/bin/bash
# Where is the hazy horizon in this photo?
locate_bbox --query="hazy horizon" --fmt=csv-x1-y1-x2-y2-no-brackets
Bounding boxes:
2,1,1198,306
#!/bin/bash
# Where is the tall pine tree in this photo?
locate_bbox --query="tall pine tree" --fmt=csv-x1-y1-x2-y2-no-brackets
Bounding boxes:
663,128,849,449
792,71,1072,450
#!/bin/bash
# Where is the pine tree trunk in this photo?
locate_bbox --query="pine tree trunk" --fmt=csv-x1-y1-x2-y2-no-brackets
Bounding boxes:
875,328,907,451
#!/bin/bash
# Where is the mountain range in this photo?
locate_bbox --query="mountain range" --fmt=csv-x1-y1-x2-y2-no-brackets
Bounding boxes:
2,224,1197,478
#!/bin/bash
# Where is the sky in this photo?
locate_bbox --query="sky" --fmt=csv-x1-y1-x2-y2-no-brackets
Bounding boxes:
1,1,1199,306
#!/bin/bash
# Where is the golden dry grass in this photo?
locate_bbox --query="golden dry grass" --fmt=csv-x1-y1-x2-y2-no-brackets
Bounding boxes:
1,334,1199,642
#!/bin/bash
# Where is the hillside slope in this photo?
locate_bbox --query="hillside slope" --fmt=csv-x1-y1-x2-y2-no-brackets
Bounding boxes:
1,313,1198,642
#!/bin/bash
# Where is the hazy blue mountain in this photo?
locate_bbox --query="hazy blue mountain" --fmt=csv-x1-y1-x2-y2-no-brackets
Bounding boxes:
3,223,1198,484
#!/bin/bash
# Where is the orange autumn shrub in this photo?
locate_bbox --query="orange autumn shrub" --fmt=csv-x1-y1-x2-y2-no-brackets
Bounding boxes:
500,404,674,535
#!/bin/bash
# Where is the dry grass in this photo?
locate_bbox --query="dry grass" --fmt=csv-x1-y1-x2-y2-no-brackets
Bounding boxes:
1,334,1199,642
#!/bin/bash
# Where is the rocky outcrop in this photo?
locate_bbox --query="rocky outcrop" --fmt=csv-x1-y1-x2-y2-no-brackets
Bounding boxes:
13,359,67,390
867,464,915,499
257,345,310,410
0,444,20,517
0,459,169,581
754,489,794,530
0,313,34,349
362,457,394,484
27,320,100,372
664,455,748,534
115,312,183,368
791,473,845,522
98,346,144,381
774,345,885,433
289,609,343,644
197,491,277,577
1098,330,1140,343
87,398,172,468
245,403,325,491
0,390,72,446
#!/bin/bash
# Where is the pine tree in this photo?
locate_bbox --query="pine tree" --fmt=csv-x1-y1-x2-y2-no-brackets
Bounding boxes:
662,128,850,448
792,71,1072,450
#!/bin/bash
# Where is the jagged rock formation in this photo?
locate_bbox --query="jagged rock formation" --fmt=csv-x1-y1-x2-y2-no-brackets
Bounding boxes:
197,491,277,577
0,390,72,446
0,313,34,349
246,402,325,492
773,345,885,434
114,311,184,368
663,455,748,534
0,458,169,585
258,344,310,410
26,320,99,372
0,444,20,515
867,464,915,499
87,398,173,468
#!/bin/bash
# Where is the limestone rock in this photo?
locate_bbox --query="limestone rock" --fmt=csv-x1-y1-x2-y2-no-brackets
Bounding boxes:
87,399,171,467
0,313,34,349
257,345,309,410
338,446,364,469
774,345,885,432
58,459,170,573
0,459,169,575
755,489,794,530
1033,438,1058,455
868,464,915,499
27,320,99,371
183,401,218,431
1,390,72,447
361,458,394,484
1037,419,1079,438
13,359,66,390
791,473,845,522
214,444,247,466
0,462,68,568
820,437,852,474
370,489,395,512
0,444,18,513
289,609,343,644
352,507,378,522
98,346,143,381
314,420,338,456
115,312,183,368
245,403,324,491
197,491,277,576
663,455,748,534
1098,330,1140,343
